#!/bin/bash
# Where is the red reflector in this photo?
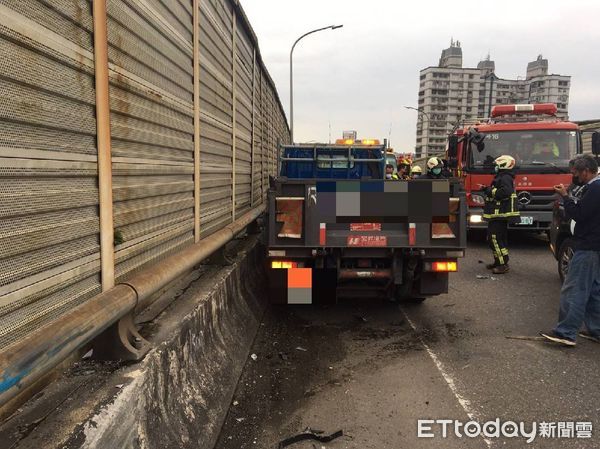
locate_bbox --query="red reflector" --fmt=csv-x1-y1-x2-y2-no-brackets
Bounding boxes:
408,223,416,246
319,223,326,246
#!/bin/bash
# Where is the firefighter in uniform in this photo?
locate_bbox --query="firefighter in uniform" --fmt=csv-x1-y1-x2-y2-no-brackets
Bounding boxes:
410,166,423,179
385,164,399,180
397,158,411,180
424,157,444,179
482,155,520,274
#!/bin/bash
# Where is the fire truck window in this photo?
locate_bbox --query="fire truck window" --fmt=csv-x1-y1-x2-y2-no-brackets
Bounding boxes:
470,130,577,169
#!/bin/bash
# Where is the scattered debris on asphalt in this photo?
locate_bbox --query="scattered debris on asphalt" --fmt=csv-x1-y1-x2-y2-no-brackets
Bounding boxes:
476,275,498,280
250,353,258,361
278,352,289,361
295,346,308,352
443,303,456,308
277,428,343,448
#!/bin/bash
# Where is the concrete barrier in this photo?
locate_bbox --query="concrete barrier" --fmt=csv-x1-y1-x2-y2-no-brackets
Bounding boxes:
9,239,267,449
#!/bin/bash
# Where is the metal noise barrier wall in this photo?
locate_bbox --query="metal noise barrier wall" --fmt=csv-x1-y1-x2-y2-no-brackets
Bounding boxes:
0,0,289,387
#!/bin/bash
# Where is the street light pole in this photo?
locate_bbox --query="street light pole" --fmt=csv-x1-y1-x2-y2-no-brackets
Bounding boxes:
405,106,430,157
290,24,343,143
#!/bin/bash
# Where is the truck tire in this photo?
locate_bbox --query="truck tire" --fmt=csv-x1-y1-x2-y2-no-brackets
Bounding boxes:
557,237,575,284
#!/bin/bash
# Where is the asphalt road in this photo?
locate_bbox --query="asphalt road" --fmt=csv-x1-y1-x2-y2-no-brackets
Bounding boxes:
216,233,600,449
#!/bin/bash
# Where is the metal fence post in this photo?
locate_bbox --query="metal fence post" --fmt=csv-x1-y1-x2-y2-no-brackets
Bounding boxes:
231,9,237,222
193,0,201,241
92,0,115,290
250,47,256,207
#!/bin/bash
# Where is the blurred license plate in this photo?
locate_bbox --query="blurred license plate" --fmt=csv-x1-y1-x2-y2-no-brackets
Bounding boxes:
347,235,387,247
518,216,534,225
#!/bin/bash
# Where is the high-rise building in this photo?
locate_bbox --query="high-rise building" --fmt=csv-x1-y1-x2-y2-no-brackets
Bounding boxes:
414,43,571,158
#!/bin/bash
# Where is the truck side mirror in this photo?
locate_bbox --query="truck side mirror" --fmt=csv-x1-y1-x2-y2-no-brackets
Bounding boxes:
592,132,600,156
447,135,458,159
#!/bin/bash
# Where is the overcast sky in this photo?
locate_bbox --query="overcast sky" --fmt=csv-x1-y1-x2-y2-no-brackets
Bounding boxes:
241,0,600,152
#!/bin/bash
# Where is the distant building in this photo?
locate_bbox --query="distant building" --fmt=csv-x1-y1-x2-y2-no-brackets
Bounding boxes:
415,42,571,158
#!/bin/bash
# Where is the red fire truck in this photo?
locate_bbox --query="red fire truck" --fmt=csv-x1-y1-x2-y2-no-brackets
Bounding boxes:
446,103,581,231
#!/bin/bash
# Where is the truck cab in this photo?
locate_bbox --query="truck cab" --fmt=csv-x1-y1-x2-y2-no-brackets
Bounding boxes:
447,103,581,231
266,138,467,304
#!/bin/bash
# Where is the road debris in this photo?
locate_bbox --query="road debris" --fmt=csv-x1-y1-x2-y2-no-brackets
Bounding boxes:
476,275,498,280
295,346,308,352
250,353,258,361
277,429,343,448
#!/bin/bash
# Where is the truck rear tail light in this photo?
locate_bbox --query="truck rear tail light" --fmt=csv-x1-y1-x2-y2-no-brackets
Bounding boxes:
271,261,298,269
424,261,458,272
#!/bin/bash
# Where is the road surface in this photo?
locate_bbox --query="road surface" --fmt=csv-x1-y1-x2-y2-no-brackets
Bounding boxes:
216,234,600,449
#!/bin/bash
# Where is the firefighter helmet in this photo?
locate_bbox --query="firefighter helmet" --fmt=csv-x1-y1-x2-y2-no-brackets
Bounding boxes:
411,166,422,174
398,157,411,167
427,157,443,170
494,155,516,170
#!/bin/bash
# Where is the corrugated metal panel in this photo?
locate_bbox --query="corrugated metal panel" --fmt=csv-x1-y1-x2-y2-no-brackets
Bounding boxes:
0,0,289,353
234,20,254,218
107,0,196,282
0,1,101,351
199,0,234,238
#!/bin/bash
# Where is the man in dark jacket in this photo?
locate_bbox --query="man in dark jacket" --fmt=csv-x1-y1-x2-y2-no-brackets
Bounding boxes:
482,155,520,274
541,154,600,346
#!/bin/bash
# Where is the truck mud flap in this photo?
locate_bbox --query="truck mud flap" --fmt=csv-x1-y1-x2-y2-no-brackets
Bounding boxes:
417,272,449,296
268,268,337,305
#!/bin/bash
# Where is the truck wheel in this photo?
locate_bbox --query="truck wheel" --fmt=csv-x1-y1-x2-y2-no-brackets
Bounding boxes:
557,238,575,284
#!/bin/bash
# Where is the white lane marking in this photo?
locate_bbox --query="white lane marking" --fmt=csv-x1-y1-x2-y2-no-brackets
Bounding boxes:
401,309,493,448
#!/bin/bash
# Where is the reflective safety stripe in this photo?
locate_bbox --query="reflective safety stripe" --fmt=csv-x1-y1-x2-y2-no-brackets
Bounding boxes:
491,234,505,265
484,193,520,219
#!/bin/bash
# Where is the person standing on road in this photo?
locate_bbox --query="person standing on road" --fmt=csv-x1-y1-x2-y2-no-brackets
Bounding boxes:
481,155,520,274
541,155,600,346
424,157,444,179
385,164,399,180
410,165,423,179
397,158,411,180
